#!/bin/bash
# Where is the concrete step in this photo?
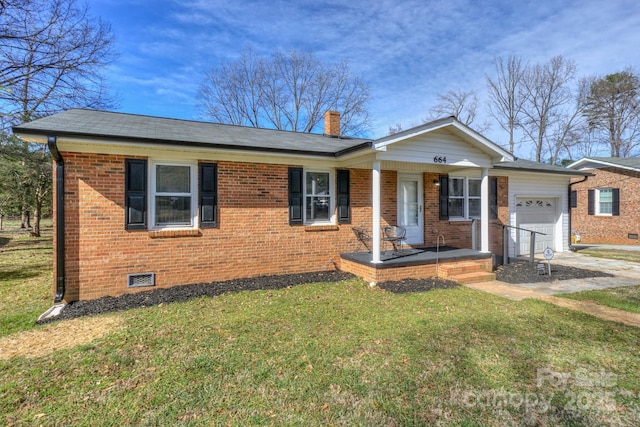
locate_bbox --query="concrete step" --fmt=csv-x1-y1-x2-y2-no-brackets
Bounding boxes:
439,261,491,278
448,271,497,284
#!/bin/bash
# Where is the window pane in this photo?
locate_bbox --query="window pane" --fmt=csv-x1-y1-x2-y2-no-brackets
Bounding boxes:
449,178,464,197
469,199,481,218
306,172,329,195
599,189,612,214
599,189,612,203
469,179,481,197
448,199,464,217
156,165,190,193
306,196,329,220
155,196,191,225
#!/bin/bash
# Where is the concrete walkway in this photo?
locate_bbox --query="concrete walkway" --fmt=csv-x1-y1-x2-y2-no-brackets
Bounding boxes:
466,251,640,327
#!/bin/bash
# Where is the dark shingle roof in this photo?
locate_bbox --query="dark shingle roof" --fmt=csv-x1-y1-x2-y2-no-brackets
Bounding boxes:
13,109,372,157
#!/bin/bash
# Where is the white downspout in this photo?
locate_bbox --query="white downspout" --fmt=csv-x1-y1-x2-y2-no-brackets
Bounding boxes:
480,168,490,253
372,160,382,263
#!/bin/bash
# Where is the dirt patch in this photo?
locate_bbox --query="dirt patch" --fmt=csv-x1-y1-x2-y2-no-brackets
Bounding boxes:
0,315,122,359
538,295,640,327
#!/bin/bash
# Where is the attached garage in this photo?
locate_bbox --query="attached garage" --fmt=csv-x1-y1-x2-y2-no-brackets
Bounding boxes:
515,197,557,255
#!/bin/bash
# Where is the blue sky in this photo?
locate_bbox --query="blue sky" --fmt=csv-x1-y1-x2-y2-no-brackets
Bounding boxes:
92,0,640,147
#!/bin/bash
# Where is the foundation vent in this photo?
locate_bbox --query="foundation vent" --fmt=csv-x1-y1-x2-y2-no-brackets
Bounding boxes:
128,273,155,288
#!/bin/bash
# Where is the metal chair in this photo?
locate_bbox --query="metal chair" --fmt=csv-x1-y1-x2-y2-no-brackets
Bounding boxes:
382,226,407,254
352,227,373,252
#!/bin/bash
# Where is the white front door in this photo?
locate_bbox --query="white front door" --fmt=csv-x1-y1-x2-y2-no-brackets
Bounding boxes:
398,174,424,245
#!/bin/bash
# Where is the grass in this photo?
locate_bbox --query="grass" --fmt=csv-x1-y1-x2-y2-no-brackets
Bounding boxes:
1,228,640,425
0,219,53,337
560,285,640,314
578,248,640,263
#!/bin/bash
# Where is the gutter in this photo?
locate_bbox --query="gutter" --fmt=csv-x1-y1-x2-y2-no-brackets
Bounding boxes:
568,175,590,249
47,135,65,303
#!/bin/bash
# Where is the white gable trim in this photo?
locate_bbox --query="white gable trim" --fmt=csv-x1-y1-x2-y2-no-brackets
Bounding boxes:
372,117,514,163
567,157,640,172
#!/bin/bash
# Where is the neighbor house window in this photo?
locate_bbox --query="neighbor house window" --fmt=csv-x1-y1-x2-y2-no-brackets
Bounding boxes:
596,188,613,215
587,187,620,217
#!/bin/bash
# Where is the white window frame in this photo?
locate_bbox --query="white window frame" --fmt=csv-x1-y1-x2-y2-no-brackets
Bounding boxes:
303,168,335,225
449,176,481,220
149,160,198,230
596,188,613,216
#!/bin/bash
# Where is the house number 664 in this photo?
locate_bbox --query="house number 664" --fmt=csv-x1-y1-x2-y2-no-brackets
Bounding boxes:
433,156,447,163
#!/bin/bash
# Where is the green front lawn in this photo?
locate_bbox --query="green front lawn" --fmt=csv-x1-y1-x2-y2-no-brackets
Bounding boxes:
560,285,640,314
1,228,639,425
578,248,640,264
0,220,52,337
2,281,640,425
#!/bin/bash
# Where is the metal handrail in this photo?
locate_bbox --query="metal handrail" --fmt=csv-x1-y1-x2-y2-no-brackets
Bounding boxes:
501,224,547,264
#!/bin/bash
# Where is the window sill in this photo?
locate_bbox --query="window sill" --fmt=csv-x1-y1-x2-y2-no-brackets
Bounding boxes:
149,229,202,238
304,224,340,232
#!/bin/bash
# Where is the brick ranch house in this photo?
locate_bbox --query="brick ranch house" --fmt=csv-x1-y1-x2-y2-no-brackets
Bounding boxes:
568,157,640,245
14,109,588,303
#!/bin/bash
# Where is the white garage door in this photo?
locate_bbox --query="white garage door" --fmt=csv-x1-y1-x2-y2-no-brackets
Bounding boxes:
516,198,556,255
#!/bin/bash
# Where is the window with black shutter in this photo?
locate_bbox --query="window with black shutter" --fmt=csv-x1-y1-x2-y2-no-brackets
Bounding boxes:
439,175,449,220
489,177,498,219
612,188,620,216
288,167,303,225
337,170,350,224
199,163,218,228
125,159,147,230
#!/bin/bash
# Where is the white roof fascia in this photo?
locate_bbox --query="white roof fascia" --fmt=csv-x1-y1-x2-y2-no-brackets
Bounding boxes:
567,157,640,172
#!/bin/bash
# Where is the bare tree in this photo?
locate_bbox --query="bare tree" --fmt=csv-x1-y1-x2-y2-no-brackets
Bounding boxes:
520,56,577,162
486,55,528,154
0,0,117,126
1,0,116,235
198,49,371,136
584,69,640,157
427,89,490,132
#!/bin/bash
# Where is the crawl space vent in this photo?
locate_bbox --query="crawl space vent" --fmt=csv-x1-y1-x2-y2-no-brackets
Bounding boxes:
128,273,155,288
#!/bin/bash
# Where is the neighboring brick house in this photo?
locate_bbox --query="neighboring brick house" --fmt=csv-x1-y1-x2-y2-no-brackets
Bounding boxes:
568,157,640,245
14,109,588,304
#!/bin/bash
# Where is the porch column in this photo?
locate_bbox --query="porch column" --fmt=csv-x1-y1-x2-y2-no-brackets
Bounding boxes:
480,168,490,253
371,160,382,263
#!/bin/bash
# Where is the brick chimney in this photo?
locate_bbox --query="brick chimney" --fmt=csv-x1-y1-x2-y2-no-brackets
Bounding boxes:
324,110,341,137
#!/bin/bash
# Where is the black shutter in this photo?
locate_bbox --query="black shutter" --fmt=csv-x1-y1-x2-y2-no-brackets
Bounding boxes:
489,177,498,220
288,167,303,225
337,169,350,224
199,162,218,228
612,188,620,216
439,174,449,220
125,159,147,230
587,189,595,215
570,190,577,208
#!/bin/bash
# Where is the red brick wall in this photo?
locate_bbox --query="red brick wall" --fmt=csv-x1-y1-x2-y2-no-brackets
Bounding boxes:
422,173,508,256
571,167,640,245
56,154,509,301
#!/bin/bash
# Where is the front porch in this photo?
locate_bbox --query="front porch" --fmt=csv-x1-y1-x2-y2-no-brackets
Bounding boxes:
340,247,495,285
